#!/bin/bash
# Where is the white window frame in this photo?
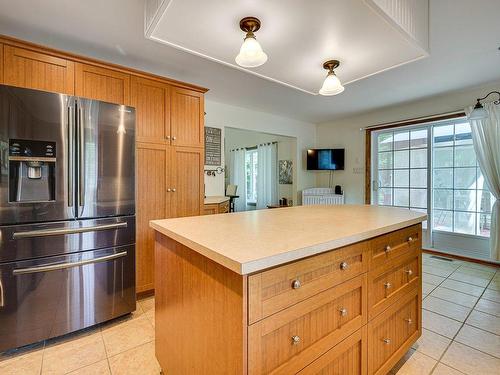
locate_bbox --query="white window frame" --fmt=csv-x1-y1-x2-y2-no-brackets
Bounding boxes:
371,117,494,260
245,149,258,205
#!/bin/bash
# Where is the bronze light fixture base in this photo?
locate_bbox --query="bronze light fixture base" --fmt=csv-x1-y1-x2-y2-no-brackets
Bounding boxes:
240,17,261,34
323,60,340,72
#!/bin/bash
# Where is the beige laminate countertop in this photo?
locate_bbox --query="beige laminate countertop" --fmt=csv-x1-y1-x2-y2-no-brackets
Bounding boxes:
150,205,426,275
204,196,230,204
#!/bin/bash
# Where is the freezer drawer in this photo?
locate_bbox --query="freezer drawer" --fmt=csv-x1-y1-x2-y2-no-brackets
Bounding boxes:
0,216,135,263
0,245,135,352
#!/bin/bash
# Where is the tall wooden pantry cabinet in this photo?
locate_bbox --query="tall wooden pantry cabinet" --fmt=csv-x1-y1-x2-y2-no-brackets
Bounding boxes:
0,35,207,294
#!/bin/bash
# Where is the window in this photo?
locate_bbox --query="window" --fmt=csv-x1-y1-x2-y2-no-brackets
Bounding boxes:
375,127,429,228
432,121,494,236
245,150,258,204
373,119,494,237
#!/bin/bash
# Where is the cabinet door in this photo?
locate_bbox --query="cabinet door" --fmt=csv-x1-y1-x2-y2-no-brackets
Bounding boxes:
0,44,3,84
3,45,74,94
75,63,130,105
136,142,169,293
130,76,170,143
169,146,204,218
170,87,204,148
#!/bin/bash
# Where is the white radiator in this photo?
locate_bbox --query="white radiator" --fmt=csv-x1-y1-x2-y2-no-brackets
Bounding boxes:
302,188,344,205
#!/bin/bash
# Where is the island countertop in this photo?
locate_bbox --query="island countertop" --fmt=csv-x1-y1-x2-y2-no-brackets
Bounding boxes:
150,204,426,275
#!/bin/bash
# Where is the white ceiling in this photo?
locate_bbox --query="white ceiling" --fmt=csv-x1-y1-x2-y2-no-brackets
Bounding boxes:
0,0,499,124
148,0,428,95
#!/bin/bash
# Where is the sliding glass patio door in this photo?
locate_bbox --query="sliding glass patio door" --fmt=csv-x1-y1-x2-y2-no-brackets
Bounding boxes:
371,118,495,260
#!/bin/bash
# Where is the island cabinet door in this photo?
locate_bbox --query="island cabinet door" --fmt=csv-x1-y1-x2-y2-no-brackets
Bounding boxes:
248,274,367,375
367,287,420,375
248,241,369,324
296,327,367,375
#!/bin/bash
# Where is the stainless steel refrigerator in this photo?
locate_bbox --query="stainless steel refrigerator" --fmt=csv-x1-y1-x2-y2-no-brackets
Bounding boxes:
0,84,136,352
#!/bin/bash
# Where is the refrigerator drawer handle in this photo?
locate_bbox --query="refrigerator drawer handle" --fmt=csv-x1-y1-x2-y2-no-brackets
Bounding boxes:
12,251,127,275
12,222,128,239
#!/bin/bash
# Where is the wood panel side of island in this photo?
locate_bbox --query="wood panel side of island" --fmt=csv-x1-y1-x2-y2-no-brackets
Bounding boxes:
154,232,248,375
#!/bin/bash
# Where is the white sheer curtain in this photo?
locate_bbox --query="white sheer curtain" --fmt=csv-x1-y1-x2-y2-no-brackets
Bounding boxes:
228,149,247,212
256,143,278,209
466,102,500,260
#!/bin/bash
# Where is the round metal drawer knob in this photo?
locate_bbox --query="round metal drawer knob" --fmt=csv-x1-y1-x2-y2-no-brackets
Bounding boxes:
291,279,301,289
340,261,349,270
339,308,348,317
385,245,391,252
172,136,177,140
405,269,413,276
172,188,176,192
383,338,391,344
384,282,392,289
291,335,301,345
408,236,413,242
405,318,413,324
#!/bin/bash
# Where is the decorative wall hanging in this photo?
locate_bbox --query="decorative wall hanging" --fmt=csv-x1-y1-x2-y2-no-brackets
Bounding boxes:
205,127,221,166
279,160,293,184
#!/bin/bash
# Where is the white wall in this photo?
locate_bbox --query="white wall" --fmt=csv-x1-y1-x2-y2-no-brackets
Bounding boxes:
224,127,297,204
315,80,500,204
204,100,316,204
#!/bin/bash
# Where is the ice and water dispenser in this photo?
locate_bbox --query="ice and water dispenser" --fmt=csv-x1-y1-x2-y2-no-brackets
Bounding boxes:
8,139,56,202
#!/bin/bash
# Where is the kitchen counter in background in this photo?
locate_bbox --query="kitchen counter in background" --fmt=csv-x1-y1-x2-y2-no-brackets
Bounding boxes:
203,196,230,215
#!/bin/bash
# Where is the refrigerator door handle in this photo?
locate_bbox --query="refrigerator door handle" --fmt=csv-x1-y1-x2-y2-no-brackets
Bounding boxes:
12,222,128,239
78,105,85,214
12,251,127,275
68,104,74,208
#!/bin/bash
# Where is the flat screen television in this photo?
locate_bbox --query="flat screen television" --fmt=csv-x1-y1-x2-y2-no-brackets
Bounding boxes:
307,149,345,170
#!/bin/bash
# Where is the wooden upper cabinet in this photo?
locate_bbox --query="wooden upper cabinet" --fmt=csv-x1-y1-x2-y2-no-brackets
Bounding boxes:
3,45,74,94
130,76,170,143
170,87,204,148
170,146,204,218
75,63,130,105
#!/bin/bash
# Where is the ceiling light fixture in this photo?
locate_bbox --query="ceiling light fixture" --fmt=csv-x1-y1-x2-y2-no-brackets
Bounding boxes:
468,91,500,120
235,17,268,68
319,60,344,96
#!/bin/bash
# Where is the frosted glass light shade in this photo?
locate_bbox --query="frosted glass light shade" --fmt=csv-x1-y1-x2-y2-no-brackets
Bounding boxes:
319,72,344,96
468,106,489,120
235,36,268,68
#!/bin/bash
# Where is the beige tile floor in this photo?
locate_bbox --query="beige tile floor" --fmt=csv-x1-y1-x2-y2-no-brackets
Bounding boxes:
1,253,499,375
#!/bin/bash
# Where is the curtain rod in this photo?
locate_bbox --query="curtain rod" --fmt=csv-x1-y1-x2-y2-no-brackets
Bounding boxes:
360,110,466,131
229,141,277,152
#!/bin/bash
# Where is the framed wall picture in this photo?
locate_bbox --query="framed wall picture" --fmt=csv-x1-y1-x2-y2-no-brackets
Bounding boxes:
205,127,222,166
279,160,293,184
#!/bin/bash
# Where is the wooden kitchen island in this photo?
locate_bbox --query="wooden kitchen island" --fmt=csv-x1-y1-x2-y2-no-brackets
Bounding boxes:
150,205,426,375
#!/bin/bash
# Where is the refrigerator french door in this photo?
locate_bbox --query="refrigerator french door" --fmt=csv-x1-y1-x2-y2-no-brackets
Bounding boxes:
0,84,136,352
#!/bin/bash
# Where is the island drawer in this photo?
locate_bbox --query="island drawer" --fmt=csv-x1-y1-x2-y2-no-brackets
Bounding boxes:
296,327,367,375
369,224,421,270
248,241,368,324
368,287,420,375
248,274,367,375
368,252,420,320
